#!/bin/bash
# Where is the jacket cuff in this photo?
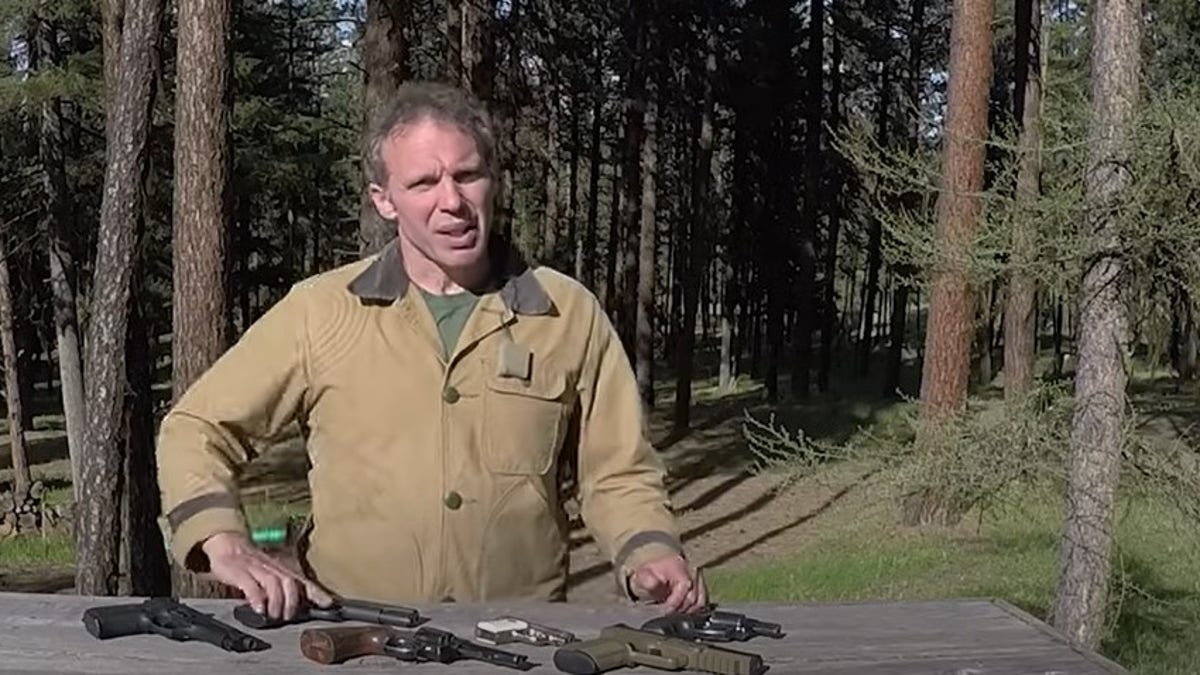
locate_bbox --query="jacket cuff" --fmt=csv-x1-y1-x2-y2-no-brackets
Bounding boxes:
614,530,685,601
165,493,248,573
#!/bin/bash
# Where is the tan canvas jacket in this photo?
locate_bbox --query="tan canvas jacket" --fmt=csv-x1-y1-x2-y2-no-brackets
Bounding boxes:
156,238,684,603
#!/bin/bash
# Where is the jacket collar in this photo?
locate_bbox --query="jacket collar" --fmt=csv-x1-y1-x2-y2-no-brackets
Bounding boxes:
346,235,553,316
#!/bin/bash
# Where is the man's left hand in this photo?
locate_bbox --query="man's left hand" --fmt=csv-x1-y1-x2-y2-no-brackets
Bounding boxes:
628,554,707,613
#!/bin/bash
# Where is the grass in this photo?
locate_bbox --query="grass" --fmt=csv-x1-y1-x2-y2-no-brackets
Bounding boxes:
705,484,1200,675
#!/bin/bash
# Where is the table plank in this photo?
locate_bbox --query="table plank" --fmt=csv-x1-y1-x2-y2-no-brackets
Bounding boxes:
0,592,1128,674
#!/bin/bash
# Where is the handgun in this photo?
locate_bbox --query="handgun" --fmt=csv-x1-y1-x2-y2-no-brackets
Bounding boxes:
82,597,270,653
475,616,576,646
300,625,535,670
233,596,426,629
553,624,765,675
641,608,784,642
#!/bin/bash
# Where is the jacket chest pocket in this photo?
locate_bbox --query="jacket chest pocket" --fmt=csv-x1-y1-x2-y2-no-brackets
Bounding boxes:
481,368,571,476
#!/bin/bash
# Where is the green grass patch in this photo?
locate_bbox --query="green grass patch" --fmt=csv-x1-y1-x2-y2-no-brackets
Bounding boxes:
0,532,75,568
706,487,1200,675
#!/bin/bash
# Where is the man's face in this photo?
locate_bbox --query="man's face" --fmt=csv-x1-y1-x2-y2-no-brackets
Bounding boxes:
370,118,494,271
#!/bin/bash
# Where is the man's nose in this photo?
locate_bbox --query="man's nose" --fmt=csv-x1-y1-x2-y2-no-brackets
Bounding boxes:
436,176,465,211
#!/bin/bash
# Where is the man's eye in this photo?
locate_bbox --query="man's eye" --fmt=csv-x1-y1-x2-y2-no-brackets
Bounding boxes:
456,170,483,183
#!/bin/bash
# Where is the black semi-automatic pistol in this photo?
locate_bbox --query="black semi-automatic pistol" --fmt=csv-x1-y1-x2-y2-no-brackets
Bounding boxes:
641,607,784,643
233,596,426,629
82,596,271,653
475,616,577,646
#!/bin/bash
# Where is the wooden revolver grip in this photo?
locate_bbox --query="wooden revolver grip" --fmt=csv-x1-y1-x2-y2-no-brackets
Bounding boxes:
299,625,393,664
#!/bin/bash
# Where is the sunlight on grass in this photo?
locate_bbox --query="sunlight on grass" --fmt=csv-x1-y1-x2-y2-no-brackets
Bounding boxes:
706,489,1200,675
0,532,75,568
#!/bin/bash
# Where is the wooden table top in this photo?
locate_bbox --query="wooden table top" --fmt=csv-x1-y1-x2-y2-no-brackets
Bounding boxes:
0,592,1128,674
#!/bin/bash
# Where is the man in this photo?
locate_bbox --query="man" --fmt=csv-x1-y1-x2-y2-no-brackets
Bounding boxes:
156,81,706,621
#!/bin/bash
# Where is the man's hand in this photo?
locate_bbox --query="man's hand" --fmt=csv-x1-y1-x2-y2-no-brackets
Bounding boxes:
200,531,333,620
628,554,707,614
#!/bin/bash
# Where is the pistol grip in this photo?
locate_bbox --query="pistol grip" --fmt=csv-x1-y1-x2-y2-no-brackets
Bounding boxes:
82,606,149,640
300,626,390,664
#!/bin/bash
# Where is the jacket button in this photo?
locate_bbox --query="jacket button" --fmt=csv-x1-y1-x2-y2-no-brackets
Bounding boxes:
442,386,460,404
443,491,463,510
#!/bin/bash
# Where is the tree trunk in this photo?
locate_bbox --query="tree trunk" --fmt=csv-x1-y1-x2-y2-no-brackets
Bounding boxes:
125,242,171,596
917,0,995,422
1170,290,1197,383
36,18,86,501
885,0,928,397
603,159,621,315
858,35,891,376
635,79,659,409
360,0,409,257
793,0,824,399
581,39,603,291
0,233,31,502
172,0,235,598
567,95,581,278
819,14,844,393
1053,0,1140,648
1003,0,1044,402
618,3,649,359
457,0,492,100
674,20,716,430
543,93,560,265
76,0,163,597
975,284,994,386
102,0,125,143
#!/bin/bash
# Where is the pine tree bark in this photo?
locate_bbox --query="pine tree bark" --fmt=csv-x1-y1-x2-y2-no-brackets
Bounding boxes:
885,0,927,396
1053,0,1140,648
125,243,171,596
1170,290,1197,383
819,25,844,393
793,0,824,399
360,0,409,257
674,19,716,430
618,2,649,359
36,17,86,501
581,38,603,291
1003,0,1044,401
859,23,891,376
543,94,560,265
172,0,235,598
634,79,659,409
76,0,163,597
0,233,31,502
917,0,995,422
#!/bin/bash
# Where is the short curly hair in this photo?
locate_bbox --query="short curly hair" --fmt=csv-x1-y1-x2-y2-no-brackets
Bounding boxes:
364,81,497,187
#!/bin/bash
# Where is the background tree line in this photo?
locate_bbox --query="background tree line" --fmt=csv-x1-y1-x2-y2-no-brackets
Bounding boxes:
0,0,1197,652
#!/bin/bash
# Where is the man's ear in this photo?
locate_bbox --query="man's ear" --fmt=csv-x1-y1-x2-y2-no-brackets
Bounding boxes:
369,183,396,220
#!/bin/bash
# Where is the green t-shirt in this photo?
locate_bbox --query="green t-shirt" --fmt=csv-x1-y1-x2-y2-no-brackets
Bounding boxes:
419,287,480,359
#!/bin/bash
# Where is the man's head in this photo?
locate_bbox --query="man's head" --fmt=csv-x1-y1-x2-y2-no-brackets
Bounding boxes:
366,82,498,278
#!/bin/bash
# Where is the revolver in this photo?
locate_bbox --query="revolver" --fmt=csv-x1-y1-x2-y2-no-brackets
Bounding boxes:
475,616,577,646
300,624,535,670
640,607,784,643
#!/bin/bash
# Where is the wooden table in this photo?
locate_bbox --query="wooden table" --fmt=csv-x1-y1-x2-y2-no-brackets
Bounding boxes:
0,592,1128,674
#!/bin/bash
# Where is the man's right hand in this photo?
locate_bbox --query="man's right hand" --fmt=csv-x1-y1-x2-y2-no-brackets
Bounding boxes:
200,531,333,621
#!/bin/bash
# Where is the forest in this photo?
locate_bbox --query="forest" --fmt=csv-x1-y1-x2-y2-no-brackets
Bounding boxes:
1,0,1199,671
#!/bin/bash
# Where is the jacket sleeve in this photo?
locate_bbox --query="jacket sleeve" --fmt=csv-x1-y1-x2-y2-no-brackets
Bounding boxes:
574,297,685,599
156,286,312,573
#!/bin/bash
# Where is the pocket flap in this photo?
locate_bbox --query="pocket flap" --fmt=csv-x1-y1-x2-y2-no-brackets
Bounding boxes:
485,369,568,401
